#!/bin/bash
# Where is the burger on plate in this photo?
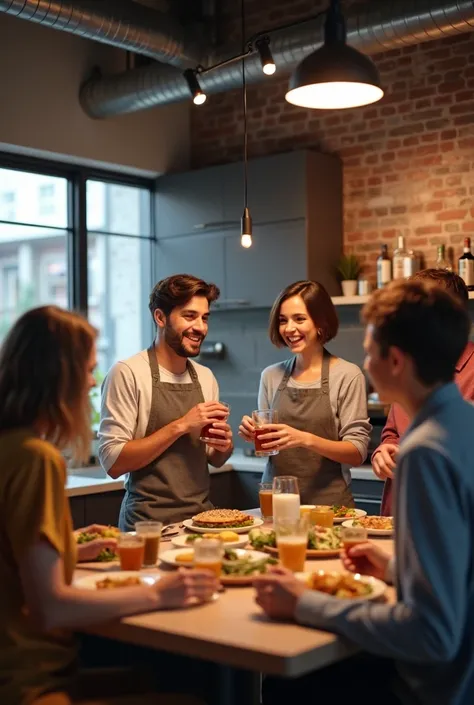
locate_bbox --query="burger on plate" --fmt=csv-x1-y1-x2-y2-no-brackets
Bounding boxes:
192,509,254,529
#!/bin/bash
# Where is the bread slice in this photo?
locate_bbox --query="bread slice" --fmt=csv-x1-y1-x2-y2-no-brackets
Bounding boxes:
192,509,254,529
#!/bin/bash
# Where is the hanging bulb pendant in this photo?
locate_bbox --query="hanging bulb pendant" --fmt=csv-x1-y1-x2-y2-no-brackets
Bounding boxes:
241,207,253,248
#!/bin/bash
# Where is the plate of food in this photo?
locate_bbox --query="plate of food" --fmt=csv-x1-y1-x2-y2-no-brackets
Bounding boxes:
182,509,263,535
342,516,393,536
171,531,248,549
248,526,342,558
331,506,367,524
74,571,159,590
220,551,278,586
295,570,386,601
160,547,266,567
75,526,120,562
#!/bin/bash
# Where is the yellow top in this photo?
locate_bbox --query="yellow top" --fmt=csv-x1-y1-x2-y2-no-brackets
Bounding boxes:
0,429,77,704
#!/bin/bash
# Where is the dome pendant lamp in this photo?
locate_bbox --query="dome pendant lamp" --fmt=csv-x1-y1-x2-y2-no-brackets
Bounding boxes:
285,0,384,110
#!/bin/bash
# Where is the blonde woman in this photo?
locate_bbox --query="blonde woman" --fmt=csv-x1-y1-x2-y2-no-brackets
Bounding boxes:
0,306,216,705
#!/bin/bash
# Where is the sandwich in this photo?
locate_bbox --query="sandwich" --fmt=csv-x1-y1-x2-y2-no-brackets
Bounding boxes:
192,509,254,529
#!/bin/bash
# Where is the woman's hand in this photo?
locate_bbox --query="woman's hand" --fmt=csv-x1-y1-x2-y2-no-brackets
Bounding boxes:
238,415,256,443
155,568,218,609
341,541,391,581
257,424,308,451
77,537,118,562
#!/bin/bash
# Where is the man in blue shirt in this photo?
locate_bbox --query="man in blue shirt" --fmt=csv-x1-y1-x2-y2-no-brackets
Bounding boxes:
255,279,474,705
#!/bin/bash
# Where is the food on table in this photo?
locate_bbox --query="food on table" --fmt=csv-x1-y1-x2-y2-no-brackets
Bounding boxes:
75,526,120,561
185,530,240,544
175,551,195,563
306,571,373,598
95,576,142,590
192,509,254,529
221,556,277,577
248,525,342,552
331,505,358,519
355,516,393,531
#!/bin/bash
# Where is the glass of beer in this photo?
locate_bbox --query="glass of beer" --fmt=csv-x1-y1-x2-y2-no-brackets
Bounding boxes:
275,516,309,572
259,482,273,520
193,538,223,578
200,402,230,442
135,521,162,568
117,533,145,571
340,525,368,551
312,505,334,528
300,505,316,524
252,409,278,457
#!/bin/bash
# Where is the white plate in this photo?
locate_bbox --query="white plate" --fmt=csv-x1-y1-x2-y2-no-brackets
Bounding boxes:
295,571,386,601
341,518,393,536
333,509,367,524
74,571,159,590
182,517,263,534
160,547,267,567
171,533,249,549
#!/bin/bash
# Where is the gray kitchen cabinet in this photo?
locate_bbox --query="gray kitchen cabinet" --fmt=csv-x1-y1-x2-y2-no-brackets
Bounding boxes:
351,478,383,515
155,233,226,294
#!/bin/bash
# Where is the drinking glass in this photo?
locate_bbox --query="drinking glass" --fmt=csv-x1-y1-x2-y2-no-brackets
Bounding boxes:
340,525,368,551
272,475,300,522
200,402,230,442
312,505,334,528
300,505,316,524
135,521,162,568
275,516,309,572
117,533,145,571
252,409,278,457
259,482,274,520
193,538,224,578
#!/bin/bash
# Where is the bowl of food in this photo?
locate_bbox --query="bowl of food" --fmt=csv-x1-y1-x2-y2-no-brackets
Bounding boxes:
74,571,159,590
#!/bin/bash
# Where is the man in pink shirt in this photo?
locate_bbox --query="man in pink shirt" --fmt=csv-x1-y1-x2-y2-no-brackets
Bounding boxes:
372,269,474,515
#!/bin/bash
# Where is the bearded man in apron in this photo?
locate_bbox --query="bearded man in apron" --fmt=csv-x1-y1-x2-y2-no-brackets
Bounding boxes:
98,274,233,530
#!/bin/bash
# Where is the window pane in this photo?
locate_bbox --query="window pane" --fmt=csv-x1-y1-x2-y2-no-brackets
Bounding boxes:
86,181,151,236
0,222,68,343
0,168,68,228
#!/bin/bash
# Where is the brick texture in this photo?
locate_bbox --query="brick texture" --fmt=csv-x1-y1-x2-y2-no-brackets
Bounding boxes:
190,4,474,279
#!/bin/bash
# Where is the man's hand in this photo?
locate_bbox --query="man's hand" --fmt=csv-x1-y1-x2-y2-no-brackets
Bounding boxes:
341,541,391,581
372,443,399,480
180,402,229,435
155,568,218,608
205,421,233,452
238,415,255,443
253,567,307,620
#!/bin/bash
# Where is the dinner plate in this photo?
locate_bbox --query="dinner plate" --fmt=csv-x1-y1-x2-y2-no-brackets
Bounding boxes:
171,533,249,549
262,545,341,559
74,571,159,589
182,517,263,534
295,571,387,601
333,509,367,524
341,518,393,537
160,547,267,567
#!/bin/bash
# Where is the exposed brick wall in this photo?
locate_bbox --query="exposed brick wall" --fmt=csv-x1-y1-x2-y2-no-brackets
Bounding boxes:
190,9,474,279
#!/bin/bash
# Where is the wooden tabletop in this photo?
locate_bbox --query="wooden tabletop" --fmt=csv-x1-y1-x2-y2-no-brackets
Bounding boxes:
77,533,394,678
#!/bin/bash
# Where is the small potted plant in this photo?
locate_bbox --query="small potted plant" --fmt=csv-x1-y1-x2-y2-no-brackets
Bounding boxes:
337,253,362,297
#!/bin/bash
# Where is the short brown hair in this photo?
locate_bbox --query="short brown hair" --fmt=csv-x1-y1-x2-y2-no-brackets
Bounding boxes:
149,274,220,318
362,280,470,386
268,280,339,347
411,268,469,307
0,306,96,463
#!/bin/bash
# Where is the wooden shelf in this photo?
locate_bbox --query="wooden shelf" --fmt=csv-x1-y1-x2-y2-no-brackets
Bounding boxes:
332,291,474,306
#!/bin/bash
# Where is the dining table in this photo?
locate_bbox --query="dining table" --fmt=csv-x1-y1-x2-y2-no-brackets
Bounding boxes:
75,511,395,705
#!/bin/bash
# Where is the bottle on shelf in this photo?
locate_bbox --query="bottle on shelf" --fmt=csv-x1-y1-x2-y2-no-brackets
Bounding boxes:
458,237,474,290
435,244,452,271
377,244,392,289
404,250,420,277
392,235,409,280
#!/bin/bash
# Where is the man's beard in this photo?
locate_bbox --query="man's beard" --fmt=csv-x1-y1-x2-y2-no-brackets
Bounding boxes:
164,321,202,358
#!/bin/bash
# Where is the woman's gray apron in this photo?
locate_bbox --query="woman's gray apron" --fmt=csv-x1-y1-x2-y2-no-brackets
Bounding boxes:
118,346,212,530
262,350,354,507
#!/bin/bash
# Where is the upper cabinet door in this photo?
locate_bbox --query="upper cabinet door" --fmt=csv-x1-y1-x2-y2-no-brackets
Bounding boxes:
155,233,226,295
224,221,306,308
156,167,225,239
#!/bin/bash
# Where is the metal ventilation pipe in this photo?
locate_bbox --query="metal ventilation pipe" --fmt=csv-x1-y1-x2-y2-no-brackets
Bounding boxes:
0,0,202,68
80,0,474,118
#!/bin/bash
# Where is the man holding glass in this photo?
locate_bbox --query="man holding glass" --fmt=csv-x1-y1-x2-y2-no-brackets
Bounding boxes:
254,280,474,705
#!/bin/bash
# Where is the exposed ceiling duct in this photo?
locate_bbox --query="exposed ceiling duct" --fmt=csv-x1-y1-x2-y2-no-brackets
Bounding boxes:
0,0,203,68
79,0,474,118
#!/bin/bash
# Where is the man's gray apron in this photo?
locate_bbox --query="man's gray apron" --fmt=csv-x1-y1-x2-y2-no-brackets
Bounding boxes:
262,349,354,507
118,345,212,530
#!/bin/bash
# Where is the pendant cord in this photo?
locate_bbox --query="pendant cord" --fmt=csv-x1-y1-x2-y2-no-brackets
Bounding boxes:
241,0,248,210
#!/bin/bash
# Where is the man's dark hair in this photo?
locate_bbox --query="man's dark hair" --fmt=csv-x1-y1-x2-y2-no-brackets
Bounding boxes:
362,279,470,386
411,268,469,308
149,274,220,318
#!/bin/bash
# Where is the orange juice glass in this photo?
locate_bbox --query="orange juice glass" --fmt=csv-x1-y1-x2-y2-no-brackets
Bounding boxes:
312,505,334,528
117,533,145,571
275,516,309,573
340,525,367,550
300,505,316,524
259,482,273,520
193,538,223,578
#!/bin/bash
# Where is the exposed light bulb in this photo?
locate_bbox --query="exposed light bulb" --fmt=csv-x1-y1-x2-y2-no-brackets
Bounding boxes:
241,233,252,248
193,92,207,105
263,62,276,76
184,69,207,106
256,37,276,78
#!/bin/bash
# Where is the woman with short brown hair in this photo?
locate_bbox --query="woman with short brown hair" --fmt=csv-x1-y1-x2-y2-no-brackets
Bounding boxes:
240,281,371,506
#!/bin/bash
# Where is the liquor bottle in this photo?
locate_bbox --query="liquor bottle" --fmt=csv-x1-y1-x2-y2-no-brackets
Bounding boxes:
404,250,420,277
458,237,474,290
435,245,452,271
392,235,409,280
377,244,392,289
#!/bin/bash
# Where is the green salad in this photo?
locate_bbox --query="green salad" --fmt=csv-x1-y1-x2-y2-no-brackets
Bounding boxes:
248,525,341,551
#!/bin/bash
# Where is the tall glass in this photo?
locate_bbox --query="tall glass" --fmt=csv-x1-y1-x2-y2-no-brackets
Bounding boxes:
193,538,223,578
275,517,309,572
300,505,316,524
117,533,145,571
258,482,273,520
200,402,230,442
312,505,334,528
252,409,278,457
135,521,162,567
272,475,300,522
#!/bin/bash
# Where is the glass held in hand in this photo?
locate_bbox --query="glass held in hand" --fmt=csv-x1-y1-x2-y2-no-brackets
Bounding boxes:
340,525,368,551
200,402,230,443
193,538,224,578
252,409,278,457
